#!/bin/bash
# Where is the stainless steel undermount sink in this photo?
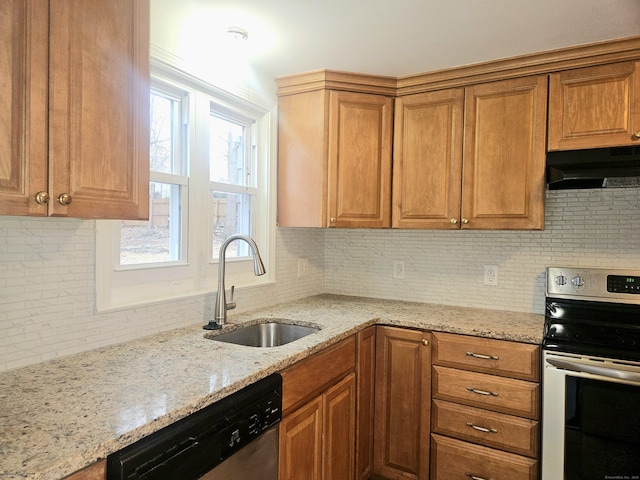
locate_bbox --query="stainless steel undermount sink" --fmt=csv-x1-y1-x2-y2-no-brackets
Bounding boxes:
206,320,320,347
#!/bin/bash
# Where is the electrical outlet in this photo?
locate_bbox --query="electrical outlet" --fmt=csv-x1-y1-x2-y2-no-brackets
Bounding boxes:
484,265,498,286
393,261,405,279
297,258,308,277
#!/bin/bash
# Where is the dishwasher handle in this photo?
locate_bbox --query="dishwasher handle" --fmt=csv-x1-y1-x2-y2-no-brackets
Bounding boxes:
546,357,640,383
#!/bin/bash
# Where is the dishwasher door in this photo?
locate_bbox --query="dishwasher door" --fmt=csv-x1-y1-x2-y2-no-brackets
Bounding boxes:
201,426,278,480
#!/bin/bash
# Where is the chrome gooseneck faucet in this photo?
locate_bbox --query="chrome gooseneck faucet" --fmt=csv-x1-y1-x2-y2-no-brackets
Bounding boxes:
203,234,266,330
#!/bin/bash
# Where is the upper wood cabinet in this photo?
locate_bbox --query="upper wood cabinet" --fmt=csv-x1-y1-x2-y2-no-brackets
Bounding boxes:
392,89,464,229
461,76,547,230
0,0,49,216
393,76,547,230
0,0,150,219
277,88,393,228
548,61,640,151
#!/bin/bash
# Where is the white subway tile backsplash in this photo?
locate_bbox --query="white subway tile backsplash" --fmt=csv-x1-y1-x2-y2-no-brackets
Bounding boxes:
1,188,640,371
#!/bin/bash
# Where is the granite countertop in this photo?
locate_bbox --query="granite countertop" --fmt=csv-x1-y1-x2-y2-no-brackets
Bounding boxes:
0,294,544,480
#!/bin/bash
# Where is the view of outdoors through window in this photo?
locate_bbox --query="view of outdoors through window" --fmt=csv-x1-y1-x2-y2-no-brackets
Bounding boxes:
210,114,254,260
120,91,184,266
119,89,257,267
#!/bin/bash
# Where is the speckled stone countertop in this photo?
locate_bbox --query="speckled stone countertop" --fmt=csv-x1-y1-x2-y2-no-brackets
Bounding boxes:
0,294,544,480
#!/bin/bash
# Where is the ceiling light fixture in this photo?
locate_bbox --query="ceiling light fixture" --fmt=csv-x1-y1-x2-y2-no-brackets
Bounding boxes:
226,26,249,41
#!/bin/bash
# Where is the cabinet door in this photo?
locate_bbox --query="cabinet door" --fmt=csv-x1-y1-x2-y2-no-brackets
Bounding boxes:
0,0,48,216
374,326,431,480
327,91,393,228
48,0,149,219
279,396,323,480
324,373,356,480
548,61,640,150
355,327,376,480
392,89,464,229
462,75,547,230
277,90,329,227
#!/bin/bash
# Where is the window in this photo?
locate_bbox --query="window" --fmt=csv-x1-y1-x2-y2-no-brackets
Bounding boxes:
96,70,275,311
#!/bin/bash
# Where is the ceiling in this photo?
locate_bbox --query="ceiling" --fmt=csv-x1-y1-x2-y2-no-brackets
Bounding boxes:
153,0,640,79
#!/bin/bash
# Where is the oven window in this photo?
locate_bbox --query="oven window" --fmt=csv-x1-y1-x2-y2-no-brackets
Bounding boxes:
565,376,640,480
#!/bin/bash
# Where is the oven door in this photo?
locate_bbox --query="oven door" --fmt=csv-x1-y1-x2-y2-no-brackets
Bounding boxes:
542,351,640,480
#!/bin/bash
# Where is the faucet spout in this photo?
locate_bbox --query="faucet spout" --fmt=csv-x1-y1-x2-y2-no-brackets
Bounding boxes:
204,234,266,330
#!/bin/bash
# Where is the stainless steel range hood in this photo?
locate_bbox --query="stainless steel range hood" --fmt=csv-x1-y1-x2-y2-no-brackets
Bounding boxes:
546,146,640,189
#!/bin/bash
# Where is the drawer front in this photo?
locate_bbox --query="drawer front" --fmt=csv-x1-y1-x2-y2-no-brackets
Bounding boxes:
432,366,540,419
281,336,356,413
431,434,538,480
431,399,539,457
432,332,540,381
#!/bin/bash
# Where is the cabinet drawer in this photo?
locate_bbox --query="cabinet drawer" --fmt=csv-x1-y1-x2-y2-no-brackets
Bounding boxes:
432,366,539,419
432,332,540,381
431,399,539,457
431,434,538,480
281,336,356,413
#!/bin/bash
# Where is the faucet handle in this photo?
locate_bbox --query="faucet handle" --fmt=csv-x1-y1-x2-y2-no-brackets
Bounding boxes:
226,285,236,310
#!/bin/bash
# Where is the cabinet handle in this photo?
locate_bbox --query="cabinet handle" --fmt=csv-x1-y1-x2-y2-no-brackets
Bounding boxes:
461,218,469,224
450,218,458,224
35,191,50,205
466,351,499,360
466,387,498,397
633,131,640,140
57,193,72,205
466,421,498,434
330,217,336,223
465,473,489,480
421,339,429,346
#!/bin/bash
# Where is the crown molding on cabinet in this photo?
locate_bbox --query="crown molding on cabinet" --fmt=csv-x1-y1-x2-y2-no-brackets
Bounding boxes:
276,35,640,97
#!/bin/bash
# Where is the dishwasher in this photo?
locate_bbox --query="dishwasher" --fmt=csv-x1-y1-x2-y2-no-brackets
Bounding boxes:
107,373,281,480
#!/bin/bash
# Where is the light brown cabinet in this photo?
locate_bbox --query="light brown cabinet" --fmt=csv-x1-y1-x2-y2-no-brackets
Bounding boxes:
355,327,376,480
548,61,640,150
277,87,393,228
430,332,540,480
63,460,106,480
279,337,357,480
0,0,149,219
393,75,547,230
373,326,431,480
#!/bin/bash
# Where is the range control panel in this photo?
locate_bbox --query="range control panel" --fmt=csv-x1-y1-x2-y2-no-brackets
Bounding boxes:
607,275,640,294
546,267,640,304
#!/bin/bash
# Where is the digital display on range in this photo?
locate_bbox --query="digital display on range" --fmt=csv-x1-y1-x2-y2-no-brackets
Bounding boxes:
607,275,640,294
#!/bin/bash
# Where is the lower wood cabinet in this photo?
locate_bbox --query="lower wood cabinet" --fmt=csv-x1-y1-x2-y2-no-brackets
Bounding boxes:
63,460,105,480
279,336,357,480
431,434,538,480
373,326,431,480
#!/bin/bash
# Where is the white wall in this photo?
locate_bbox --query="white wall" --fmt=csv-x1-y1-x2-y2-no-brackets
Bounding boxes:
325,188,640,313
2,187,639,372
0,225,324,372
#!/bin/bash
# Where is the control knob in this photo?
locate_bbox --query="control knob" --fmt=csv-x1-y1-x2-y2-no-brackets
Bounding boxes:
571,275,585,287
555,275,567,286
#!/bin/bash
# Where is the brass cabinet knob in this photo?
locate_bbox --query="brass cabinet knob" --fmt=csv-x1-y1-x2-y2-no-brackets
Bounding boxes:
450,218,458,224
330,217,336,223
633,131,640,140
461,218,469,224
34,191,50,205
57,193,72,205
421,339,429,346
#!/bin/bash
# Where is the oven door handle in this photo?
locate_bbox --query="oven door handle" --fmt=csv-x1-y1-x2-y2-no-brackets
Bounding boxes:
546,358,640,383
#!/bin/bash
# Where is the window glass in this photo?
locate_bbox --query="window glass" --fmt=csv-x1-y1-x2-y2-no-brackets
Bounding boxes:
120,182,183,265
211,191,252,260
209,115,248,185
150,92,181,175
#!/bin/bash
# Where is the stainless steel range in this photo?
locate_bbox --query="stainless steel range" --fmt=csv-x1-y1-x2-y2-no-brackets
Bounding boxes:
542,267,640,480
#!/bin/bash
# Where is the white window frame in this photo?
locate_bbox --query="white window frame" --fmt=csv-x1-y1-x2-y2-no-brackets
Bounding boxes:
95,65,276,312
